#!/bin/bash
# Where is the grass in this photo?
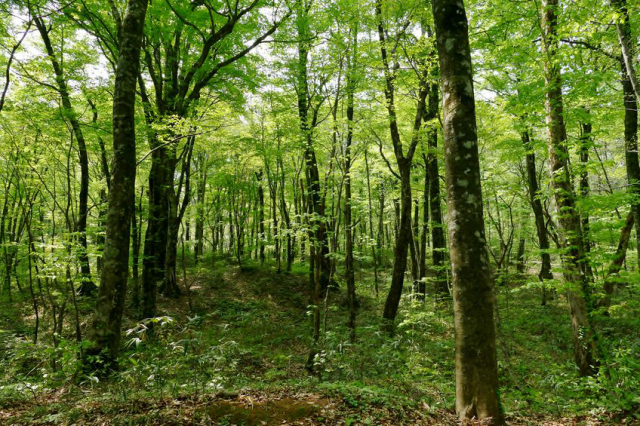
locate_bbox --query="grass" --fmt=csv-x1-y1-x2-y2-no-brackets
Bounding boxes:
1,258,639,424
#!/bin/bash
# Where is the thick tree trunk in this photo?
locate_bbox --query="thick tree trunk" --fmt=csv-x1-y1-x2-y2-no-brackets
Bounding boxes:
141,143,169,319
541,0,598,377
85,0,148,367
432,0,503,422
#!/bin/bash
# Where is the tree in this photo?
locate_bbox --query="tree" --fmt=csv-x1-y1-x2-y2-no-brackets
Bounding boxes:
31,9,94,294
540,0,598,377
375,0,429,330
432,0,502,422
85,0,149,368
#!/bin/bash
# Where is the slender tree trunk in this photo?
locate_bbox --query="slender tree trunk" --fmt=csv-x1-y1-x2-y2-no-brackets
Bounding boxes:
163,155,182,298
376,0,429,329
614,0,640,268
278,157,293,271
131,188,143,309
425,81,448,298
516,230,526,274
409,200,420,293
579,110,594,281
613,0,640,103
432,0,503,421
345,23,358,341
521,124,553,304
34,16,94,294
195,154,207,264
418,161,429,300
364,151,380,297
297,21,329,294
85,0,148,367
541,0,598,377
378,188,385,261
602,211,634,308
256,170,266,264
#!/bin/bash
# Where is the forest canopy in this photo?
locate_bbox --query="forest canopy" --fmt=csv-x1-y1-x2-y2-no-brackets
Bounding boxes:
0,0,639,424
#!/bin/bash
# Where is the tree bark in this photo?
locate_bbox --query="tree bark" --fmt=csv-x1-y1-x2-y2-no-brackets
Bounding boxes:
424,81,448,298
602,211,634,308
33,16,94,294
85,0,148,367
432,0,503,422
613,0,640,103
613,0,640,268
376,0,428,329
541,0,598,377
297,0,331,372
195,153,207,264
579,110,594,281
296,1,330,297
141,139,168,318
418,156,429,300
256,170,266,264
364,150,379,297
521,125,553,302
345,23,358,341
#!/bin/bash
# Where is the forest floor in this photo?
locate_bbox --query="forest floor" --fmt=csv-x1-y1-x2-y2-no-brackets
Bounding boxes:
1,257,639,425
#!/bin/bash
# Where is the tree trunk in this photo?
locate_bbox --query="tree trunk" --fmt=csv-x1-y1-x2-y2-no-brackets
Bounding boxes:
85,0,148,367
34,16,94,294
521,124,553,303
195,154,207,264
614,0,640,268
579,110,594,281
432,0,503,422
376,0,428,329
613,0,640,103
131,188,143,309
364,150,379,297
602,211,634,308
256,170,266,264
345,24,358,341
425,80,448,298
141,141,169,319
516,235,526,273
541,0,598,377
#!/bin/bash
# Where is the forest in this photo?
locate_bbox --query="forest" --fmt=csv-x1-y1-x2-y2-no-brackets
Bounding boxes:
0,0,639,424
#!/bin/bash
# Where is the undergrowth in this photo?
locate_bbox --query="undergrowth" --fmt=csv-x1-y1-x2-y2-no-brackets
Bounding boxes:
1,259,639,424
